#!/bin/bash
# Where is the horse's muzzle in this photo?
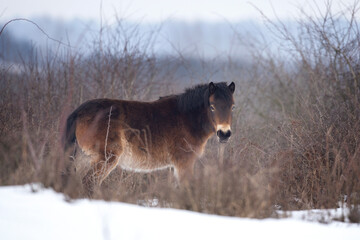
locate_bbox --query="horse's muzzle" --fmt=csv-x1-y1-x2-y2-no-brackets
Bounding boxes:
217,130,231,143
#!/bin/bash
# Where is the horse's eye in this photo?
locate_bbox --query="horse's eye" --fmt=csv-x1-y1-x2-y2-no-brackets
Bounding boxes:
210,105,215,111
232,105,235,111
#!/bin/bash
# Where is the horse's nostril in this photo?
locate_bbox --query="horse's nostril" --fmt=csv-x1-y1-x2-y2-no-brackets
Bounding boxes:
217,130,231,139
225,130,232,138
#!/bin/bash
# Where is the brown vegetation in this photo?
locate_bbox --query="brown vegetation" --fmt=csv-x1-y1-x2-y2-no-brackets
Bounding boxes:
0,1,359,221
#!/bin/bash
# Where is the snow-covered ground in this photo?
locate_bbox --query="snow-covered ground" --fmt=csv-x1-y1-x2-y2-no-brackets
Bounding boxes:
0,184,359,240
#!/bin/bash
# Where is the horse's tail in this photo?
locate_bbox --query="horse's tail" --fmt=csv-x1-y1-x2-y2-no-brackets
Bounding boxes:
61,111,78,188
62,111,77,152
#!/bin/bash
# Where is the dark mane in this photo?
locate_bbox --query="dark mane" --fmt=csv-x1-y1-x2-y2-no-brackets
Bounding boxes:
176,83,209,113
175,82,233,113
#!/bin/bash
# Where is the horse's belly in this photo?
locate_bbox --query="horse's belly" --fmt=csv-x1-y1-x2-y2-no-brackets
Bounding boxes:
118,152,172,173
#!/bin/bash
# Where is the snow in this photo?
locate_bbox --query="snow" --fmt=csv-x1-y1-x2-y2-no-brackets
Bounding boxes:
0,184,359,240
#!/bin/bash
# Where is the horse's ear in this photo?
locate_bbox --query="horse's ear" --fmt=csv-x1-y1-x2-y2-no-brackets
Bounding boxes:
209,82,216,95
228,82,235,94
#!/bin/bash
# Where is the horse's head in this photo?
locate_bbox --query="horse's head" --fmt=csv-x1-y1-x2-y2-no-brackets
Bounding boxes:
208,82,235,143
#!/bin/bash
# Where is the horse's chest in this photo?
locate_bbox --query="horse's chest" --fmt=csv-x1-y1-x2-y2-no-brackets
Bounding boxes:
176,136,209,157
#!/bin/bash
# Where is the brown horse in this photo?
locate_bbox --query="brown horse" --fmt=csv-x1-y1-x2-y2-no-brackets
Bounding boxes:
63,82,235,192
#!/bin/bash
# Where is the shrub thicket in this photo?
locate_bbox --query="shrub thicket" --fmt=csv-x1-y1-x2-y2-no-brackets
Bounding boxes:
0,1,359,222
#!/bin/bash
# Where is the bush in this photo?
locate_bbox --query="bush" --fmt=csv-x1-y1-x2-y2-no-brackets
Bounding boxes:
0,1,359,220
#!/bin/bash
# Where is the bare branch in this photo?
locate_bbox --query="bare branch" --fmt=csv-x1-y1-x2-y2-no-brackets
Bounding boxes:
0,18,72,48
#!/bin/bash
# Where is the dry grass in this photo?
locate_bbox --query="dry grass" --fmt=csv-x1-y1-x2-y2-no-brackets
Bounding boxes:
0,1,359,221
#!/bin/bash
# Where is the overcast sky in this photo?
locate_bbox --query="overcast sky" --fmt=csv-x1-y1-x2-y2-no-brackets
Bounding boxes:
1,0,357,23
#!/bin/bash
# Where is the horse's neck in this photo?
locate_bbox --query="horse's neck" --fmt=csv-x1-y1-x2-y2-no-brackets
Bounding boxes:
184,108,214,140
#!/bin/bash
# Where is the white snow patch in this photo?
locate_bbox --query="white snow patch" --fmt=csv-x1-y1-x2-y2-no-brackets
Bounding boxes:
0,184,359,240
279,207,353,224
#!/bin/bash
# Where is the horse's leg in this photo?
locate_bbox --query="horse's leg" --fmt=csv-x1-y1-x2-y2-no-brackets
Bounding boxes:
82,146,122,196
172,153,196,186
82,157,99,196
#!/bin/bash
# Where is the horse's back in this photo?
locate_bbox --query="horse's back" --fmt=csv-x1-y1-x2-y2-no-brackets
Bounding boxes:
72,98,180,159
